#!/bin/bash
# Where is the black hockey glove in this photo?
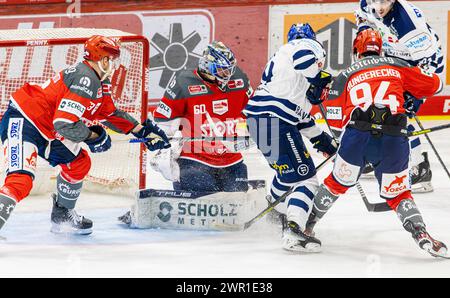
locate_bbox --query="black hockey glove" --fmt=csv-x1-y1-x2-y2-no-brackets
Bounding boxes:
85,125,112,153
306,71,332,105
132,119,171,151
309,131,337,157
403,92,424,119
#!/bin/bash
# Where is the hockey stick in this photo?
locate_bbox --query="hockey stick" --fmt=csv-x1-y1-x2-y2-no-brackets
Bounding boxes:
318,104,390,213
127,123,450,144
407,123,450,137
413,114,450,180
216,154,335,231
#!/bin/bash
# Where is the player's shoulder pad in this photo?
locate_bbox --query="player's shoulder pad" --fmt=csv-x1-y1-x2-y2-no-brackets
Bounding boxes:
163,69,210,100
293,38,326,60
62,62,102,100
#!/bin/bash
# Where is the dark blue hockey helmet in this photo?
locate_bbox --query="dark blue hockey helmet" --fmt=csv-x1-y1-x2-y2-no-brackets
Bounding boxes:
287,23,316,42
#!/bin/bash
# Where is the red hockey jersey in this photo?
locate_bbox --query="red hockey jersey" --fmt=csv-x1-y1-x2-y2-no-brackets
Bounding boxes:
153,68,252,167
323,56,442,130
11,61,137,141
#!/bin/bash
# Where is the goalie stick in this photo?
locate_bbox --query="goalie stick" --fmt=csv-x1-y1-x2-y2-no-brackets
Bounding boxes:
215,153,335,231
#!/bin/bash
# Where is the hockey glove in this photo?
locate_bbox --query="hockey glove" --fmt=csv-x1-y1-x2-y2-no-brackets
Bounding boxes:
403,92,424,119
306,71,332,105
309,131,337,157
132,119,171,151
84,125,112,153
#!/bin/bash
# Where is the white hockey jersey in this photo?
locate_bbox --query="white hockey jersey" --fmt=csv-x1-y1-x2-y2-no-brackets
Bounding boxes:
244,38,326,125
359,0,444,74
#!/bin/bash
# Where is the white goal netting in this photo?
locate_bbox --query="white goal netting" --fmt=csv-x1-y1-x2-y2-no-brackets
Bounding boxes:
0,28,149,195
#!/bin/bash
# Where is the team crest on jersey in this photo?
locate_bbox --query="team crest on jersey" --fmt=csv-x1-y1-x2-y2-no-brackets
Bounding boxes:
227,79,244,89
188,85,208,95
212,99,229,115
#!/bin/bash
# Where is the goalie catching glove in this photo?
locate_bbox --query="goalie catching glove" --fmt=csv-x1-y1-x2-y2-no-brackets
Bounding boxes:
84,125,112,153
132,119,171,151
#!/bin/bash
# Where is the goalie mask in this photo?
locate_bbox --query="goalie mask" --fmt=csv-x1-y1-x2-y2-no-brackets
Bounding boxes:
366,0,395,18
198,41,237,91
84,35,121,81
287,23,316,42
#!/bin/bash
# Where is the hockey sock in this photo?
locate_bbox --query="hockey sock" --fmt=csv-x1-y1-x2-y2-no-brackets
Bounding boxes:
395,199,425,232
0,194,17,230
56,174,83,209
311,184,340,221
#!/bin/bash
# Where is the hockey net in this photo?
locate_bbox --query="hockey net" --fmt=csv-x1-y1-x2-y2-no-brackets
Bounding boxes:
0,28,149,196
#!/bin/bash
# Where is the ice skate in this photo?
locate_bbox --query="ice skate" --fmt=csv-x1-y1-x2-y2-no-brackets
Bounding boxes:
411,152,433,193
50,194,93,235
282,220,321,253
405,221,448,258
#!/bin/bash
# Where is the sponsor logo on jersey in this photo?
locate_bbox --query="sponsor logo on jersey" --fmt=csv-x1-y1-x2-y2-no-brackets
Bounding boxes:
405,34,429,50
24,147,38,173
271,162,294,176
79,76,91,87
9,144,20,170
70,84,94,97
286,132,302,163
381,171,410,198
9,120,22,140
297,164,310,176
200,119,240,137
188,85,208,95
212,99,229,115
326,106,342,120
156,102,172,118
384,175,407,193
59,99,86,118
227,79,244,89
337,163,352,179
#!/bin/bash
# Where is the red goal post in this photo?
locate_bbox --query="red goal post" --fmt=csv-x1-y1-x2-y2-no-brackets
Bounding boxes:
0,28,150,193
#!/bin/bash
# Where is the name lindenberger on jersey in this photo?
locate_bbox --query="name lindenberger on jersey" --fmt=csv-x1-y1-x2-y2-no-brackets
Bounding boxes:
347,68,401,91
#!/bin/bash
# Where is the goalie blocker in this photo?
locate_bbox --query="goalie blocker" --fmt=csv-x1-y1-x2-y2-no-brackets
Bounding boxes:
120,180,266,230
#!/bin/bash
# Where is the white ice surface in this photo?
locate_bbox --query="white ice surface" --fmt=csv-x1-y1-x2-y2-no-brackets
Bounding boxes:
0,121,449,278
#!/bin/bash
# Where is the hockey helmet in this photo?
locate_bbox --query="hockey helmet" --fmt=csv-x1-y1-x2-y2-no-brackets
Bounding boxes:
287,23,316,42
84,35,121,62
353,28,383,60
366,0,395,18
198,41,237,90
